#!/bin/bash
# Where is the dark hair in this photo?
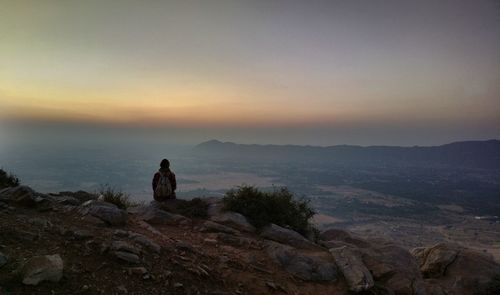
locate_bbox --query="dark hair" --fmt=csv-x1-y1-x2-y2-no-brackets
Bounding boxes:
160,159,170,169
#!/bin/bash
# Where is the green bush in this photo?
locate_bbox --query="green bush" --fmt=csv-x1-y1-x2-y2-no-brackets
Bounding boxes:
98,185,134,210
223,185,316,236
0,169,20,189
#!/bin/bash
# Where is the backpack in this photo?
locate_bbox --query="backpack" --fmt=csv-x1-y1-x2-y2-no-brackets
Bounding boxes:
154,172,173,200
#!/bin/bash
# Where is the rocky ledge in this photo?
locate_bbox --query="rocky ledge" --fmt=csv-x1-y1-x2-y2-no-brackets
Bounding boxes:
0,185,499,295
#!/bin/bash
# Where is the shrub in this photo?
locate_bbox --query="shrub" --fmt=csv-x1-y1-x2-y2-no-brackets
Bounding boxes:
223,185,316,236
0,169,20,189
98,185,134,210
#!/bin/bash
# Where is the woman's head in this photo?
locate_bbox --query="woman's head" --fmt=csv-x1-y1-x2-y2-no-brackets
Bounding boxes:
160,159,170,169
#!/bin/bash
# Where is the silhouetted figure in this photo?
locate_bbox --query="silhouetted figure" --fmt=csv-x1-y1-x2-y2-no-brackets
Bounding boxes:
152,159,177,201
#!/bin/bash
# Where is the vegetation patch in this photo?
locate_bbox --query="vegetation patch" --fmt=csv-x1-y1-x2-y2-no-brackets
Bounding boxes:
98,185,135,210
223,185,316,236
0,169,20,189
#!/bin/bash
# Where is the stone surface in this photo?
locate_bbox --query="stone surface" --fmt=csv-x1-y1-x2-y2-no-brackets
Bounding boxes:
0,186,37,207
330,246,374,292
111,241,141,255
81,201,127,226
114,251,141,264
199,220,240,235
0,251,7,268
21,254,64,285
412,243,500,295
139,205,191,226
412,243,458,278
260,223,317,249
130,233,161,254
210,212,255,233
264,241,337,281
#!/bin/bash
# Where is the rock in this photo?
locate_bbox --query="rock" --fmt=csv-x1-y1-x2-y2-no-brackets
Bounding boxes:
199,220,240,235
126,267,148,275
264,241,338,281
130,234,161,254
139,206,191,225
54,196,81,206
114,251,141,264
20,254,64,285
260,223,317,249
412,243,458,278
330,246,374,292
203,238,217,245
111,241,141,255
72,229,93,240
412,243,500,295
319,228,371,249
0,186,37,207
216,233,259,248
114,229,129,237
0,252,7,268
205,198,223,217
172,241,193,253
81,201,127,226
360,239,426,295
210,212,255,233
28,217,52,228
81,215,107,226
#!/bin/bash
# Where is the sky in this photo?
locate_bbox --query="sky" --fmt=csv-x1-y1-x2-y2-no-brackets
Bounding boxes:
1,0,499,146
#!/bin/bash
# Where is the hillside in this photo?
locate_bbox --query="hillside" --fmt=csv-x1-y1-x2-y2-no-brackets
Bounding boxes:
1,185,499,295
194,139,500,169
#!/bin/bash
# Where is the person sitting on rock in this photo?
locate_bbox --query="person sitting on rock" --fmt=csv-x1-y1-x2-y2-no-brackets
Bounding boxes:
152,159,177,201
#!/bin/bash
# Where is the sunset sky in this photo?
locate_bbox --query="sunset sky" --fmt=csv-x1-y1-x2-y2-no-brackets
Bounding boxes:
1,0,499,145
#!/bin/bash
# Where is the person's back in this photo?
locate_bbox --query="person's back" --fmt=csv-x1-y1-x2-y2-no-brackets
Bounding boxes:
152,159,177,201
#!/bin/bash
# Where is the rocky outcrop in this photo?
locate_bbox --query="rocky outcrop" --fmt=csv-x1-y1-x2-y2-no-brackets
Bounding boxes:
20,254,64,285
264,240,338,281
0,186,38,207
322,229,427,295
137,205,191,226
330,246,374,292
210,212,255,233
260,223,317,249
412,243,500,295
80,200,127,226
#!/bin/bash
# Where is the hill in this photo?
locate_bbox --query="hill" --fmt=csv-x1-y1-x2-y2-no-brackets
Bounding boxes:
194,139,500,169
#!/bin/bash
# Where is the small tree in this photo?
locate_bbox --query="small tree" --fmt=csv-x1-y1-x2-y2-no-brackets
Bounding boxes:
0,169,20,189
223,185,316,236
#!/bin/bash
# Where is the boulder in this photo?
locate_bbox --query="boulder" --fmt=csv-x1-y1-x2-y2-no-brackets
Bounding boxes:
138,205,191,226
412,243,458,278
330,246,374,292
360,239,426,295
0,186,37,207
264,241,338,281
260,223,317,249
20,254,64,285
81,200,127,226
412,243,500,295
129,233,161,254
114,251,140,264
210,212,255,233
111,241,141,255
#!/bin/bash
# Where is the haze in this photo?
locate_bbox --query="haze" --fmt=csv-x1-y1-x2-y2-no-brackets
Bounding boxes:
1,0,499,146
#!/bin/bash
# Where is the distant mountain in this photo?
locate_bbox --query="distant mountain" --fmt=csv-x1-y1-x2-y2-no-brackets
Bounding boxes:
194,139,500,169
